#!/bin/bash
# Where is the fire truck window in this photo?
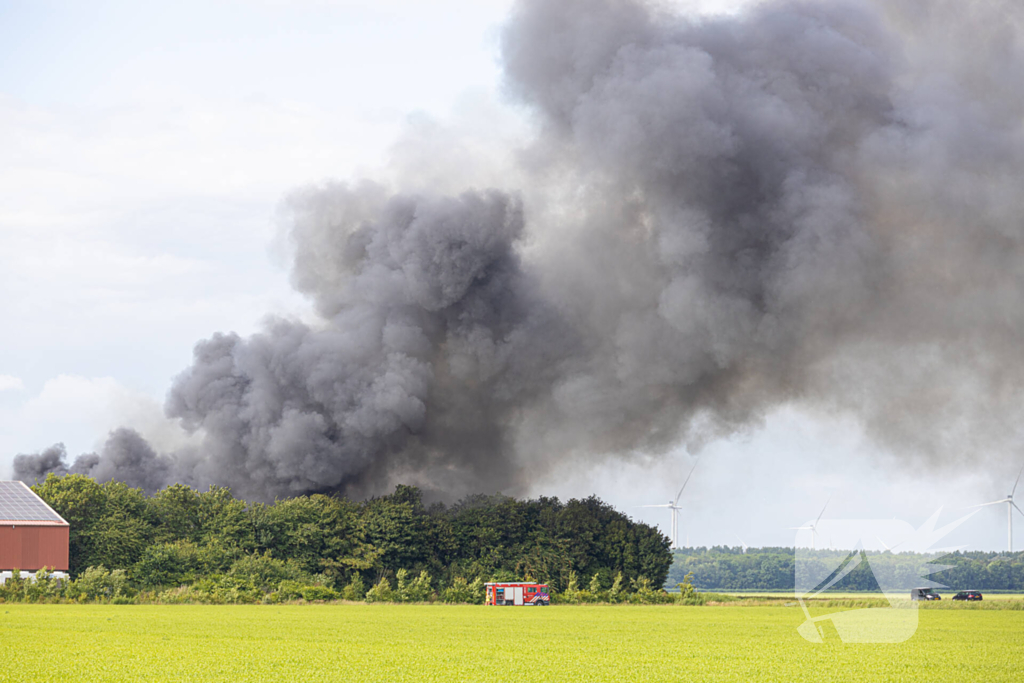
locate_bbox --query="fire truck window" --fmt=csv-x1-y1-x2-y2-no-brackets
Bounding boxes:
528,587,535,593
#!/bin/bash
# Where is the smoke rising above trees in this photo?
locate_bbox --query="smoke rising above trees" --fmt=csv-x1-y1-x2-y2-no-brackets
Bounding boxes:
14,0,1024,499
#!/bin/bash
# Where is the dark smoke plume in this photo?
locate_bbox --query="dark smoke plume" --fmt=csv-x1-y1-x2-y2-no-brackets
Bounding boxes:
14,0,1024,499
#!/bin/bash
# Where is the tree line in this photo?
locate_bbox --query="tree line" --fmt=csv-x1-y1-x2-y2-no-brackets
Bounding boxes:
668,546,1024,591
13,474,671,603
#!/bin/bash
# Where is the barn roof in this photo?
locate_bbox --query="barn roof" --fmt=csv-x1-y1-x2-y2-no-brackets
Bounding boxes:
0,481,68,525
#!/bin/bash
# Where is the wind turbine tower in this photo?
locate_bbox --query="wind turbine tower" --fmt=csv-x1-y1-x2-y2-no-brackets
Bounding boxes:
642,459,699,549
790,497,831,550
969,464,1024,552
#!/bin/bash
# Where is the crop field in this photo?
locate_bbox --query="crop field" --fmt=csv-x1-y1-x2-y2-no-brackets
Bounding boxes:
715,591,1024,601
2,604,1023,682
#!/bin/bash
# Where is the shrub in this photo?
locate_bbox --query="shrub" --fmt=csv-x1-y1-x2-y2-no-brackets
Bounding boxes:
274,580,307,601
442,577,477,602
365,576,396,603
70,566,131,601
677,572,706,606
300,585,338,601
132,541,201,588
608,572,625,603
23,568,65,603
156,576,260,604
397,570,433,603
558,570,584,604
228,553,309,591
589,572,606,600
0,570,26,602
341,575,367,601
628,576,674,605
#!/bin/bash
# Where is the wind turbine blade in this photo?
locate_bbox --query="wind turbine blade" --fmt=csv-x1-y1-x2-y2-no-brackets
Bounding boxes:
814,496,832,527
967,499,1010,508
673,458,700,506
875,535,891,551
809,551,862,596
1013,464,1024,498
1013,501,1024,518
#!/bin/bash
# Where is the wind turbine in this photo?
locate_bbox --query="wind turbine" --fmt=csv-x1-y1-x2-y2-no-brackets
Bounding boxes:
790,497,830,550
641,459,699,549
968,464,1024,552
876,536,901,552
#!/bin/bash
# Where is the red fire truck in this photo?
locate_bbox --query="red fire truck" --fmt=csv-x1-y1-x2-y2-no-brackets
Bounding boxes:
485,582,550,606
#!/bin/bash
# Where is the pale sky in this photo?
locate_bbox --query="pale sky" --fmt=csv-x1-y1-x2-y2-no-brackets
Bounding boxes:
1,0,1017,552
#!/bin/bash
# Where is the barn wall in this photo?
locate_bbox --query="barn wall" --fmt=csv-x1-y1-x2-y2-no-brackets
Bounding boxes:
0,525,70,571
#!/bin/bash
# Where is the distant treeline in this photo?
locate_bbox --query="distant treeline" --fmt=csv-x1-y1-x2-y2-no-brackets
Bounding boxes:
24,475,671,602
668,547,1024,591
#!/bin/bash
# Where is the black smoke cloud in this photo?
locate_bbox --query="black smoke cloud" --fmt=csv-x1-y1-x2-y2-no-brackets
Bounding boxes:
14,0,1024,498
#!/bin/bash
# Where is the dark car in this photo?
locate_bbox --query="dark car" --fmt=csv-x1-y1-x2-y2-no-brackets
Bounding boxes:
911,587,941,601
952,590,983,601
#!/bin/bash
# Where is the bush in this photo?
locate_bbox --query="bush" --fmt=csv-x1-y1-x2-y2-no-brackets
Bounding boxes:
228,553,309,591
70,566,131,601
676,572,706,606
608,572,625,603
628,576,674,605
588,572,607,602
558,570,584,604
397,569,433,602
0,570,27,602
441,577,484,604
274,580,307,601
364,576,396,603
156,576,260,604
132,541,201,588
300,585,338,601
341,575,367,601
24,568,65,603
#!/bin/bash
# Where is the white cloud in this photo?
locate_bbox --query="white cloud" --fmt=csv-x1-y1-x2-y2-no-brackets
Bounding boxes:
0,375,24,392
0,374,197,477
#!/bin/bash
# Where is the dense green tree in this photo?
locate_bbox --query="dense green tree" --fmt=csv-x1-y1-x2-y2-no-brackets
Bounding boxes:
197,486,253,549
31,476,673,593
667,547,1024,591
254,494,365,582
133,540,203,586
362,485,429,572
151,484,204,544
90,481,155,570
32,475,155,575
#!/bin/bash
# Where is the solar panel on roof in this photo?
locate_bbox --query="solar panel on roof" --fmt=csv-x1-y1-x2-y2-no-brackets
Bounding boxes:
0,481,66,523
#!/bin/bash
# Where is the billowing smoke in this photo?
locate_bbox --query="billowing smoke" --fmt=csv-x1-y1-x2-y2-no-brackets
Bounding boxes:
14,0,1024,499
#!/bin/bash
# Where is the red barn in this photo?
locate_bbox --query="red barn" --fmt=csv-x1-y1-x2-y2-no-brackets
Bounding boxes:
0,480,69,573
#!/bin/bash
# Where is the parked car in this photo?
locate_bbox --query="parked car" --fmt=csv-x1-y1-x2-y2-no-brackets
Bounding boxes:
911,587,941,600
952,590,983,601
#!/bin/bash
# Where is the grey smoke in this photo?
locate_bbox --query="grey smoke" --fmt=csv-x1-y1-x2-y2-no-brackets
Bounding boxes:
13,430,169,492
14,0,1024,498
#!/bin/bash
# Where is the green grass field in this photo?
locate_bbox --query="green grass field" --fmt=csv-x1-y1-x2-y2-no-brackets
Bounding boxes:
711,591,1024,602
714,591,1024,600
2,604,1023,682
